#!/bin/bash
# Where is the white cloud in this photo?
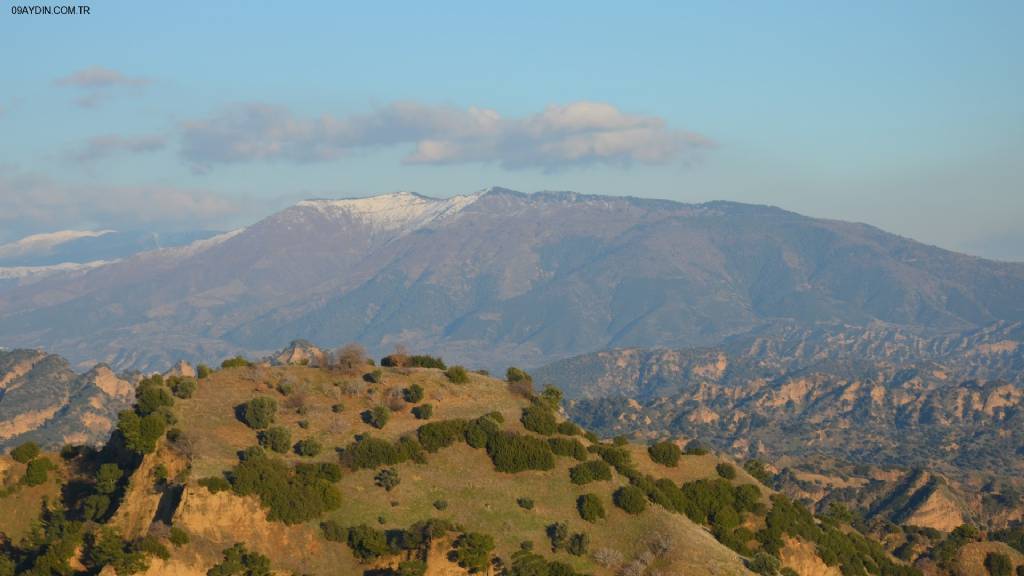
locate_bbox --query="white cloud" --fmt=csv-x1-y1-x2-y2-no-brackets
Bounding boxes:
67,134,167,163
180,101,710,171
54,66,150,108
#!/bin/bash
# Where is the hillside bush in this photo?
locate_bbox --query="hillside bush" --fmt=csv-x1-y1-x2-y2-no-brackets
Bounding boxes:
196,364,212,379
11,441,40,463
118,410,166,454
207,543,270,576
589,444,634,474
417,419,468,452
374,467,400,491
539,385,563,410
521,400,558,435
403,383,424,403
445,365,470,383
411,404,433,420
198,476,231,493
22,457,54,486
397,559,428,576
220,355,252,369
96,463,123,494
717,462,737,480
648,440,681,467
613,485,648,514
744,459,773,485
568,532,589,556
517,497,535,510
364,369,383,384
365,405,391,429
258,426,291,453
240,397,277,429
230,454,341,524
548,437,588,461
169,527,189,547
569,460,612,485
547,521,569,551
985,553,1013,576
577,493,605,523
409,355,446,369
136,379,174,416
320,519,347,542
167,376,196,399
341,435,423,469
294,438,323,457
557,421,583,436
453,532,494,573
486,431,555,473
346,524,392,561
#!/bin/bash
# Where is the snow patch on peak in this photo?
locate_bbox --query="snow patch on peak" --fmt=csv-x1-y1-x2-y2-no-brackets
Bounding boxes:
296,190,484,233
0,229,116,259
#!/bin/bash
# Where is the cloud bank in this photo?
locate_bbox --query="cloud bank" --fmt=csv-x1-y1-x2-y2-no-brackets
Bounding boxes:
67,134,167,163
181,101,710,171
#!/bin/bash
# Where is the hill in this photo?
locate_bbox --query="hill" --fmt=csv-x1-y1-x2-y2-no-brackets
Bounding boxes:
1,188,1023,372
0,350,925,576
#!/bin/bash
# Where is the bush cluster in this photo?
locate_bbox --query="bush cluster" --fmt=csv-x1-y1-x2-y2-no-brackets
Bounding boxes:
547,437,588,461
341,435,424,470
229,453,341,524
10,441,40,463
240,397,277,430
648,440,681,467
258,426,291,453
207,542,270,576
577,493,605,523
520,400,558,435
486,431,555,473
613,485,648,514
445,365,470,383
569,460,612,485
220,356,252,369
411,404,433,420
403,383,425,403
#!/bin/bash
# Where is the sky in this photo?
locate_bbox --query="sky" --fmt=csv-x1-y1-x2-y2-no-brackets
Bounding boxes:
1,1,1022,259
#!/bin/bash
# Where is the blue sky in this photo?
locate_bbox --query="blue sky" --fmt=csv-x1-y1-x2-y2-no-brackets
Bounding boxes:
2,1,1022,259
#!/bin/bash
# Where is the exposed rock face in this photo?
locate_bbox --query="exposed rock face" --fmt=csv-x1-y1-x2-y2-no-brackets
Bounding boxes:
164,360,196,379
539,322,1024,527
2,188,1023,372
270,339,326,367
0,349,136,450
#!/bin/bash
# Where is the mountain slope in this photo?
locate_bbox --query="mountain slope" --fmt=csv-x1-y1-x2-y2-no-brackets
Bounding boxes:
1,188,1023,371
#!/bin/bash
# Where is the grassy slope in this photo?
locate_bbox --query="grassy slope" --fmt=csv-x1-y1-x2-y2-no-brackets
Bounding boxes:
169,364,752,575
0,453,66,542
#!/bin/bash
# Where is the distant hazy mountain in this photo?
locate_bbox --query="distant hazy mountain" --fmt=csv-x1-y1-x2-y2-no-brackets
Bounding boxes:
1,187,1023,371
0,229,220,267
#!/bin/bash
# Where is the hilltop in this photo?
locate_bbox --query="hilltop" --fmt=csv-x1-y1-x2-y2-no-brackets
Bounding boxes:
0,347,941,576
2,188,1023,372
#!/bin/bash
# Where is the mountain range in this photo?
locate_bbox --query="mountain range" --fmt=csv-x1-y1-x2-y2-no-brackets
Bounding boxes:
1,187,1023,372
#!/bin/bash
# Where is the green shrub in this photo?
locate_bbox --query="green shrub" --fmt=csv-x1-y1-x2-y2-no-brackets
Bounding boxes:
196,364,212,379
454,532,494,573
568,532,589,556
22,457,54,486
486,432,555,473
517,497,534,510
83,494,112,521
548,437,588,461
230,454,341,524
167,376,197,399
241,397,277,429
403,384,425,403
198,476,232,493
397,559,428,576
409,355,446,369
346,524,391,561
374,467,400,491
433,499,448,510
365,405,391,429
648,440,681,467
258,426,291,453
613,485,648,514
294,438,323,457
521,401,557,435
220,355,252,369
321,519,347,542
331,403,344,413
169,527,189,547
118,410,166,454
714,462,737,480
684,440,709,455
417,419,468,452
547,522,569,552
748,552,781,576
276,381,294,396
985,552,1013,576
342,436,402,469
207,543,270,576
577,493,605,523
557,421,582,436
411,404,433,420
96,463,122,494
744,459,774,485
136,535,170,560
136,379,174,416
364,369,383,384
539,385,563,410
589,444,633,473
10,441,40,463
445,365,470,384
569,460,612,485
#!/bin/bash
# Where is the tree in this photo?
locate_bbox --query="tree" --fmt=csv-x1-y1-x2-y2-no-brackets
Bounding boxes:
539,385,563,410
346,524,390,561
577,493,605,523
521,401,557,435
403,384,425,403
547,522,569,551
568,532,589,556
569,460,612,485
748,552,781,576
613,486,647,514
374,467,400,491
241,397,277,429
258,426,291,453
397,559,427,576
96,463,123,494
985,552,1013,576
220,356,252,369
454,532,495,573
506,367,533,396
167,376,197,399
744,459,773,485
445,365,470,383
118,410,166,454
169,527,190,547
648,440,681,467
196,364,212,379
10,441,40,463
